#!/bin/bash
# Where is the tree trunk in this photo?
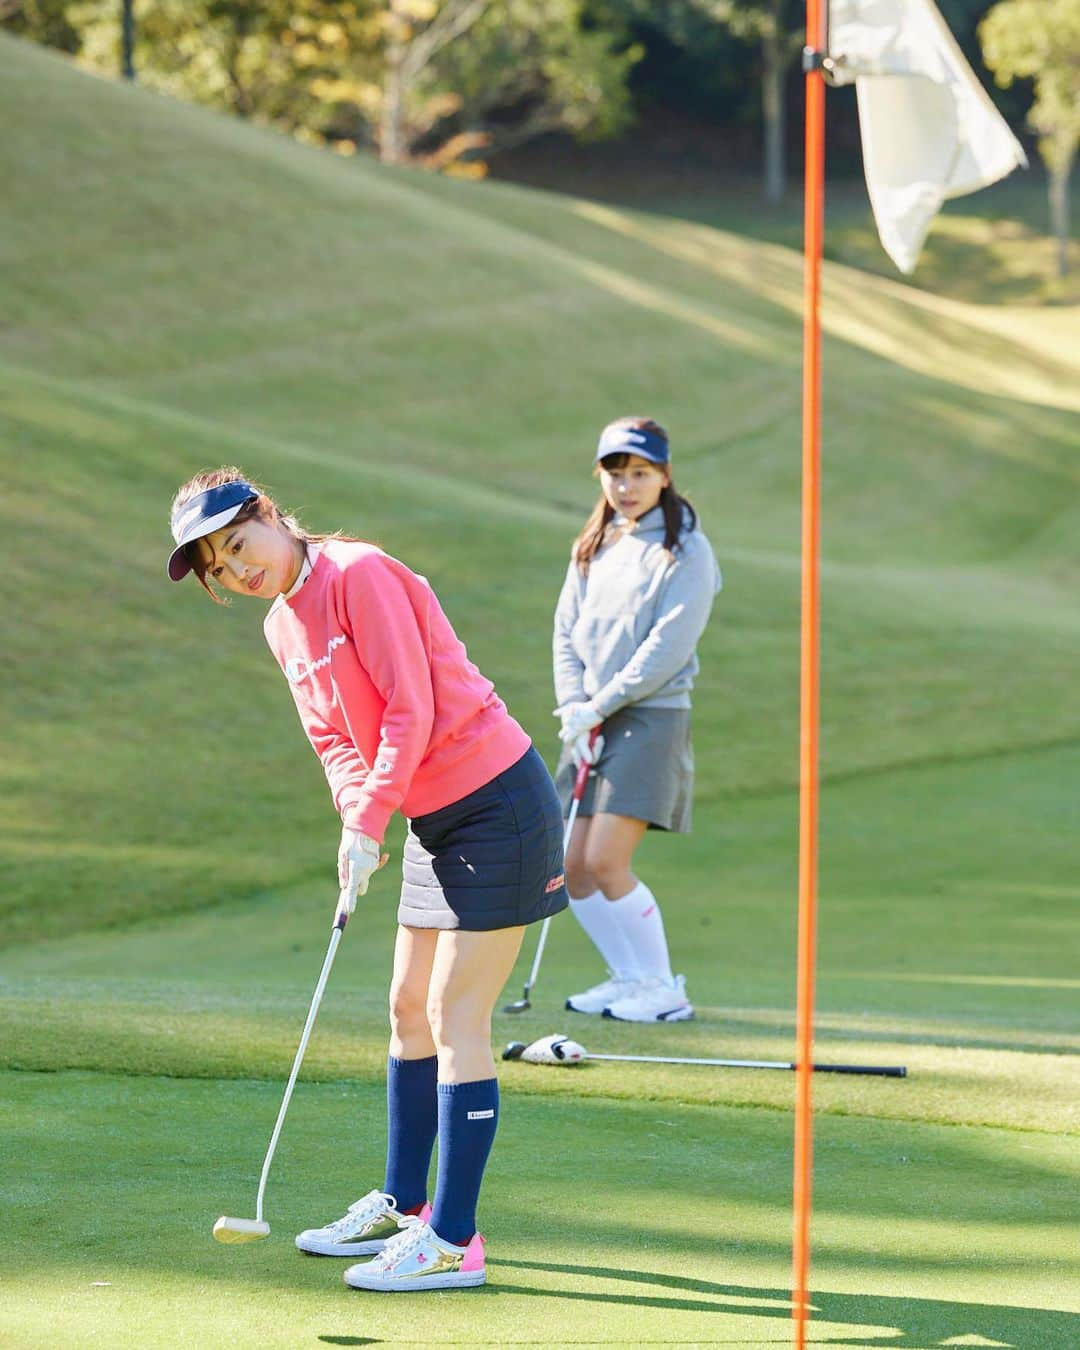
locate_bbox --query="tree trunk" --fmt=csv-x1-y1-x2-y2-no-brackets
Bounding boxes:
1048,145,1073,279
121,0,135,81
762,21,785,204
381,3,407,165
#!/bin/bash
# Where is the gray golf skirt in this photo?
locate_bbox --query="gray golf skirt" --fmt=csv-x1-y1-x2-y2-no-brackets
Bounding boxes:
554,706,694,833
398,747,569,931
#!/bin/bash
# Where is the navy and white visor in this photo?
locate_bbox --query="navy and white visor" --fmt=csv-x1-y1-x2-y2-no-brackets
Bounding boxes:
595,423,669,466
167,480,259,581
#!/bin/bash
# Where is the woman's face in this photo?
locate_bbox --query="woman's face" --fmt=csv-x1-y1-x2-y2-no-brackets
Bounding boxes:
194,511,303,599
598,454,669,521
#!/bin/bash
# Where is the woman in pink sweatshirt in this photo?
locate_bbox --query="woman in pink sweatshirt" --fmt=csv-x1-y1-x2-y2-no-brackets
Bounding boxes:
168,466,567,1293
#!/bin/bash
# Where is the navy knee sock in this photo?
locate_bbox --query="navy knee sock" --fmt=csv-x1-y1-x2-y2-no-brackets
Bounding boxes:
429,1078,499,1246
383,1054,438,1212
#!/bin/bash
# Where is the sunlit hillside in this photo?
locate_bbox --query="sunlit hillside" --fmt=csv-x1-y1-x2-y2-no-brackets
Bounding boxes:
2,31,1077,943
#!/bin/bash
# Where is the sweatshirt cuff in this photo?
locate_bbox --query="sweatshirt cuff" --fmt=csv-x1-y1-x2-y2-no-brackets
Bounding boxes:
342,801,389,843
589,687,624,720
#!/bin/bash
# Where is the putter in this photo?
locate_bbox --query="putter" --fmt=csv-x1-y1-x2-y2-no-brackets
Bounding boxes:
213,911,350,1244
502,1039,906,1078
503,728,600,1014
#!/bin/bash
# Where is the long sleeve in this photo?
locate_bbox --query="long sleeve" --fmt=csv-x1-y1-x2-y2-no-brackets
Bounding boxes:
553,558,588,707
590,541,719,719
338,555,437,841
303,715,370,821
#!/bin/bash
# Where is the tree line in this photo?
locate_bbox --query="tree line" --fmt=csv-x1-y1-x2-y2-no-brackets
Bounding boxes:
4,0,1076,268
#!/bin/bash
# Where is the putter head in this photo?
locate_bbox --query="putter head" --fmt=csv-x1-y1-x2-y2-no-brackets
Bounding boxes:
502,1041,527,1061
213,1216,271,1244
502,996,531,1013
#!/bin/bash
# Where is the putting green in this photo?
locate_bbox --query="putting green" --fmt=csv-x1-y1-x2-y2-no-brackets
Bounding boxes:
2,1071,1076,1349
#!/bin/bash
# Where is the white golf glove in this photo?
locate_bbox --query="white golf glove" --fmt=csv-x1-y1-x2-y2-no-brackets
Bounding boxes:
570,730,605,769
554,700,603,745
336,828,386,921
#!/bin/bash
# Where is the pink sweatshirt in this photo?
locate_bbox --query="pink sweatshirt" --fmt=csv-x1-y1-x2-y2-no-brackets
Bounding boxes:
263,539,531,842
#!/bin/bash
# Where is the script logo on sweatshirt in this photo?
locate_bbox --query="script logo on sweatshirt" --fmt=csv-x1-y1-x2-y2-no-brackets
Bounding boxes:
284,633,347,685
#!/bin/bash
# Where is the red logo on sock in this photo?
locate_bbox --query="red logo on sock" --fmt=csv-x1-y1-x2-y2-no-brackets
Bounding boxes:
641,904,656,918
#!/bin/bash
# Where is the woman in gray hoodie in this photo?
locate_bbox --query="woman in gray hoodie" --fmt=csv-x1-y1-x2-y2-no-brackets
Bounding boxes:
553,416,722,1022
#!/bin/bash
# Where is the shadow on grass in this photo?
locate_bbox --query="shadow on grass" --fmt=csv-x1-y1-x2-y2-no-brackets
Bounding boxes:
492,1258,1079,1349
491,150,1077,307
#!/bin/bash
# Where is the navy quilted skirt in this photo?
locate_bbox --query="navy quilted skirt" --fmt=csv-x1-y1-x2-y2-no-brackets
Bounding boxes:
398,747,569,931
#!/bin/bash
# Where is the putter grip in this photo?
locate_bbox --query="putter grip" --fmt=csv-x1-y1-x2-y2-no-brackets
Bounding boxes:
813,1063,907,1077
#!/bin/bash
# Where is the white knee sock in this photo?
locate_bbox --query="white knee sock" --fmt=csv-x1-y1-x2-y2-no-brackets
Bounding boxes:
606,881,674,982
568,889,639,978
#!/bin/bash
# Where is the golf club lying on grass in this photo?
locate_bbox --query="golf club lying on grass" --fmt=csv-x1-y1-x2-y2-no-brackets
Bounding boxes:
503,728,600,1014
213,910,350,1244
502,1034,907,1078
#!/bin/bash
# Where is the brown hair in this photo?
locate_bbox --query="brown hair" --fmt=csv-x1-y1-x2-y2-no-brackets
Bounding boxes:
171,466,350,604
572,418,697,573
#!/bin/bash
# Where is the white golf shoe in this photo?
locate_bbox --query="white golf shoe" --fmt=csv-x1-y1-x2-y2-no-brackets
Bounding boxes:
295,1190,429,1256
343,1218,486,1291
603,974,694,1023
565,971,639,1015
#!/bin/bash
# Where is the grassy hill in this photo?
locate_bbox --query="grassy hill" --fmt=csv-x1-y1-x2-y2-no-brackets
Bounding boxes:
1,31,1079,1349
2,30,1078,946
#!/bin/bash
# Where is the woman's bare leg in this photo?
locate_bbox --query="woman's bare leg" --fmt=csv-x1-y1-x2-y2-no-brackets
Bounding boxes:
424,925,527,1246
583,812,649,900
427,926,525,1081
388,925,438,1058
564,814,595,896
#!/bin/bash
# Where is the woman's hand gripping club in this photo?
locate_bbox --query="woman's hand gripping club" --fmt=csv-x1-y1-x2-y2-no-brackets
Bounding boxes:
336,827,390,924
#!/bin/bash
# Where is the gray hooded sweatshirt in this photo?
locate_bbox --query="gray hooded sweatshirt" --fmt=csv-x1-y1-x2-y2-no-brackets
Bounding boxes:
553,505,722,718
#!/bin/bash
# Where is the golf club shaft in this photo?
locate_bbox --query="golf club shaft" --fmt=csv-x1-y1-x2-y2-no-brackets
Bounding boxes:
585,1052,905,1078
585,1047,907,1080
522,791,583,995
517,740,596,1002
255,916,346,1222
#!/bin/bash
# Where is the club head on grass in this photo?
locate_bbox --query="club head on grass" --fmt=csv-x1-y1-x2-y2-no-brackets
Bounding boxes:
213,1216,271,1244
502,994,531,1014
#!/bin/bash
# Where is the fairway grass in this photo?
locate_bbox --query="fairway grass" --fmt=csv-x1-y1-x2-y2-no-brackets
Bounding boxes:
2,1071,1077,1349
2,752,1078,1346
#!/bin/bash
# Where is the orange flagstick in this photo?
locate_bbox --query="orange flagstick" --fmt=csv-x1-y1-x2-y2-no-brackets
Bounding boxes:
794,0,826,1345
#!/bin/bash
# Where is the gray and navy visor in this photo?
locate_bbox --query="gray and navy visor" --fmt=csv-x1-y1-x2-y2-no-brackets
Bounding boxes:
595,424,669,466
167,480,259,581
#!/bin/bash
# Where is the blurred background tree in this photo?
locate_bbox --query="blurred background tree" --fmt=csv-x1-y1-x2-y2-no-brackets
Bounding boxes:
379,0,639,171
980,0,1080,275
8,0,635,171
2,0,1053,203
606,0,805,202
2,0,80,49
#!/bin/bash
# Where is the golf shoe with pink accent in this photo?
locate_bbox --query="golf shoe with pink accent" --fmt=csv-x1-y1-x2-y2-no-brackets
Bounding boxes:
343,1218,486,1291
295,1190,431,1256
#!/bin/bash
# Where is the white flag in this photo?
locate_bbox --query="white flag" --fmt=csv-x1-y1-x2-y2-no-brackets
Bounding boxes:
829,0,1027,273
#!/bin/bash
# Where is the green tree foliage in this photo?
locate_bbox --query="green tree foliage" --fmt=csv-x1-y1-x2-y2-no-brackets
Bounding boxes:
1,0,79,50
381,0,638,169
25,1,634,171
696,0,804,203
980,0,1079,275
66,2,386,142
